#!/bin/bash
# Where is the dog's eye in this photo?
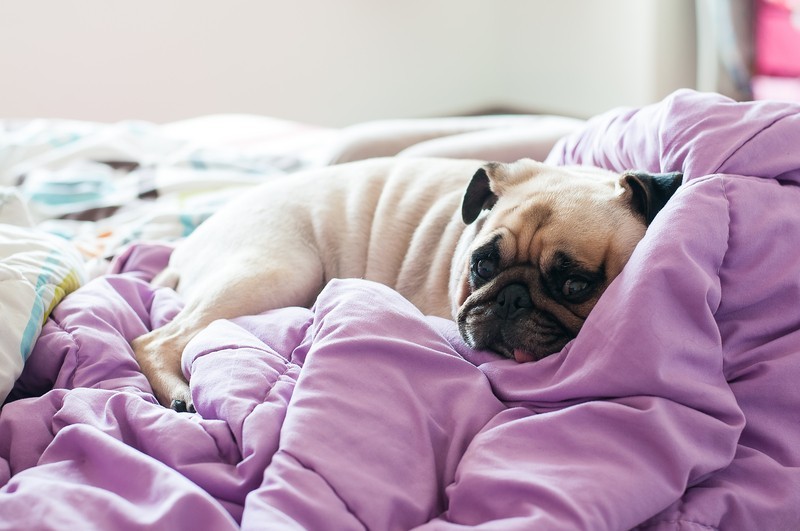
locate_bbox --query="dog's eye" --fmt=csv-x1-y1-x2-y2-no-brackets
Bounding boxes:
471,254,499,285
470,238,502,287
475,258,497,280
562,276,591,299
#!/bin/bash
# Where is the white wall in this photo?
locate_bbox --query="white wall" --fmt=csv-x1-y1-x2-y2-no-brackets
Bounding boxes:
499,0,697,118
0,0,696,126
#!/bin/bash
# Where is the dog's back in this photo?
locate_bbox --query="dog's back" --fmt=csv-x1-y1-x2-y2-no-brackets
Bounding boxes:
169,157,484,318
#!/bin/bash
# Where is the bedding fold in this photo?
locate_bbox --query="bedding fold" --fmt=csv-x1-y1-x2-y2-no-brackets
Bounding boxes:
547,88,800,185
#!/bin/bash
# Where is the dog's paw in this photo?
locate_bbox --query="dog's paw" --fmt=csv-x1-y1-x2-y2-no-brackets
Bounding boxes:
150,370,194,413
170,398,195,414
164,378,194,413
132,333,193,412
151,369,194,413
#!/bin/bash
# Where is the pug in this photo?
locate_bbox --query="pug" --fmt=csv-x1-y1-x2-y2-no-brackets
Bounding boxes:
132,157,681,411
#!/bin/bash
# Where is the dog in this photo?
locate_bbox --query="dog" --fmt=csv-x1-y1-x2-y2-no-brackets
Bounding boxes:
132,157,682,411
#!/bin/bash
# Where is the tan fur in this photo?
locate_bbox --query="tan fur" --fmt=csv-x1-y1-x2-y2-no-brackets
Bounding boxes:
132,157,658,410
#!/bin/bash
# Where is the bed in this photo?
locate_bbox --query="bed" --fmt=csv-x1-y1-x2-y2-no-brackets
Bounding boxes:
1,89,798,530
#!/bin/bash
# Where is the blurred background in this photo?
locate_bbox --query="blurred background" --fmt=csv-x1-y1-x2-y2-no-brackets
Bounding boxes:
0,0,796,126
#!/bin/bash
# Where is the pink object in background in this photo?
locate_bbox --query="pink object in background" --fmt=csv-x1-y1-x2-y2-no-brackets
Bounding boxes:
753,0,800,101
755,0,800,77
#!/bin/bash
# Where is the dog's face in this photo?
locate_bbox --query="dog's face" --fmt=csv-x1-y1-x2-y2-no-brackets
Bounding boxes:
452,159,682,362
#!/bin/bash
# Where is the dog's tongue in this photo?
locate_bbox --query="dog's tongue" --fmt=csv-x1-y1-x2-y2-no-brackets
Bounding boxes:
513,348,537,363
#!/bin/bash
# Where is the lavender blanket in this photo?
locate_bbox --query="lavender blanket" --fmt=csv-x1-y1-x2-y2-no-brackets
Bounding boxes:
2,90,799,530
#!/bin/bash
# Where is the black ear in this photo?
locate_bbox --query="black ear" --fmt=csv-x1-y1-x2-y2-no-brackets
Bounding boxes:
462,165,499,224
621,171,683,225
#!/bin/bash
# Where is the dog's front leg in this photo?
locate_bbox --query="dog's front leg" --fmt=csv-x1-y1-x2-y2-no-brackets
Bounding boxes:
133,256,325,412
132,310,207,411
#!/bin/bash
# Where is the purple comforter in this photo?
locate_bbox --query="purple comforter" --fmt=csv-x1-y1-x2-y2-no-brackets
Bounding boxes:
2,90,799,530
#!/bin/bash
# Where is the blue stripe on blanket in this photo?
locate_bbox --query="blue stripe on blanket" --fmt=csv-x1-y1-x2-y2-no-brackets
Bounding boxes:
179,214,196,236
19,254,60,361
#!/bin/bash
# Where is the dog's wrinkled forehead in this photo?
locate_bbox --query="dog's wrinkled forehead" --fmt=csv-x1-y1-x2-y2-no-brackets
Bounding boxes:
476,160,647,273
482,159,685,228
462,158,683,272
488,161,626,232
492,159,620,199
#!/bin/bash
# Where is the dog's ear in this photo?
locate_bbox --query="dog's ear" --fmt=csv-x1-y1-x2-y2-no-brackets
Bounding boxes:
462,163,502,224
620,171,683,225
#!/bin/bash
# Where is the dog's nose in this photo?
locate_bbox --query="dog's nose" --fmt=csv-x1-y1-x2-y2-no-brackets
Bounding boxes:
494,283,533,320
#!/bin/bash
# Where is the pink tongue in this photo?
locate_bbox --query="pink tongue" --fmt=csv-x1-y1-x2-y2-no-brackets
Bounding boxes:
513,349,537,363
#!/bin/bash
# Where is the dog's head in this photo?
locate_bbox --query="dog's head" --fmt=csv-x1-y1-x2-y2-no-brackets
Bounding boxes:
451,159,682,362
